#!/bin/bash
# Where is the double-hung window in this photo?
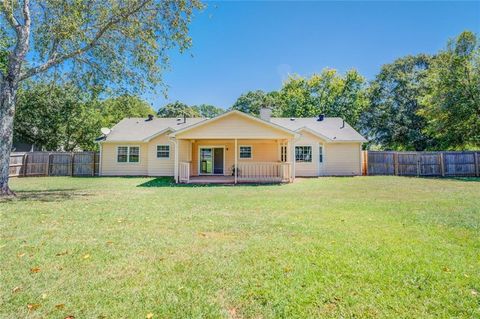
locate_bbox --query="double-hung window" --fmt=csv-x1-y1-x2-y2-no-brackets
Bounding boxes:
157,145,170,159
295,146,312,162
117,146,140,163
281,145,287,162
239,146,252,159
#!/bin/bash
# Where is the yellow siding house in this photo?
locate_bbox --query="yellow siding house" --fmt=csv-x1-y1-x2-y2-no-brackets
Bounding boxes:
98,109,366,183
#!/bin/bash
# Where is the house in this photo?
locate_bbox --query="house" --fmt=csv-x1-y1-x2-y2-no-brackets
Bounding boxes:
98,109,366,183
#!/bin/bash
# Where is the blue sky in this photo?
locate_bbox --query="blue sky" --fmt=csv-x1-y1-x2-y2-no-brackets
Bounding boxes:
144,1,480,110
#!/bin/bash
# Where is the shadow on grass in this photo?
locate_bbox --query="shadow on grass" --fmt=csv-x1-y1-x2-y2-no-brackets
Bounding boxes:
414,176,480,183
442,177,480,182
382,175,480,183
137,177,284,188
1,189,93,203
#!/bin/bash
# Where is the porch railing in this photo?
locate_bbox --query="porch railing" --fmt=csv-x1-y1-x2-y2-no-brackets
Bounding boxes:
179,162,190,183
237,162,291,183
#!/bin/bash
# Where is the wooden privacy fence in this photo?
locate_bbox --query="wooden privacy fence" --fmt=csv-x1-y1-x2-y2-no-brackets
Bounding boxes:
363,151,480,177
9,152,99,177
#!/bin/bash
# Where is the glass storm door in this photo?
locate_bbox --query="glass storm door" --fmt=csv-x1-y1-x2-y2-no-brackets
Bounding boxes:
200,148,213,174
199,147,224,175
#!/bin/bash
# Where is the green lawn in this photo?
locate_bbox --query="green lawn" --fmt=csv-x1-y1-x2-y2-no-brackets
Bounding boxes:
1,176,479,318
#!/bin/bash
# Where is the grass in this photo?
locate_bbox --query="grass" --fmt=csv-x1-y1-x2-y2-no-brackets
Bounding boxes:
1,176,479,319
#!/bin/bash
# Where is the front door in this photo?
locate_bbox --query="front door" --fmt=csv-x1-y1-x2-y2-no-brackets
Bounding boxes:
213,148,224,174
199,147,224,175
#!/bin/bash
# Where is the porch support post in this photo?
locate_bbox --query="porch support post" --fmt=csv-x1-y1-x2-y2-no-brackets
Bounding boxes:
174,138,179,183
234,138,238,184
290,138,295,181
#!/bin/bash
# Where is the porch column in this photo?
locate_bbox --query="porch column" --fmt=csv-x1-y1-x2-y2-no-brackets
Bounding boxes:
174,138,179,183
290,138,295,181
234,138,238,184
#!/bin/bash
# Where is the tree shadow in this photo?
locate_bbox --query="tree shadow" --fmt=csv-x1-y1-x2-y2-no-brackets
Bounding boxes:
136,177,284,188
442,177,480,182
1,189,93,203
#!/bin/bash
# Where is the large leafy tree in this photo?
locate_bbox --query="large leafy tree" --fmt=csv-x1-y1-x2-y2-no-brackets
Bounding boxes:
100,95,156,127
359,55,433,150
157,102,223,118
419,31,480,149
14,82,101,151
0,0,202,195
230,90,281,116
191,104,224,118
157,101,201,117
278,69,368,127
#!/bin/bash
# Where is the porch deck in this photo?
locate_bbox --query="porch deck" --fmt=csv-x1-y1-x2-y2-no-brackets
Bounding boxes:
188,175,284,184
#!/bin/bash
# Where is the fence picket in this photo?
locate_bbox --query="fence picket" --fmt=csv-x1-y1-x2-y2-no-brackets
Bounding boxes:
9,151,99,178
365,151,479,177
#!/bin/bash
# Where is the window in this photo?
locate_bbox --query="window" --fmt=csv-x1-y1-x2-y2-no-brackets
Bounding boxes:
239,146,252,159
117,146,140,163
319,145,324,163
157,145,170,159
117,146,128,163
281,145,287,162
129,147,139,163
295,146,312,162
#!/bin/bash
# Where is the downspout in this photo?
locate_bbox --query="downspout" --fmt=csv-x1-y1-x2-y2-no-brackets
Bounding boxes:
99,143,103,176
171,137,179,183
175,139,179,183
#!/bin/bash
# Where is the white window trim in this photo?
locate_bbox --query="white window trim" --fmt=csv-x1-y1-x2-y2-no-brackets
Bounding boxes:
156,144,171,160
239,145,253,160
319,144,325,163
198,145,226,176
295,145,313,163
116,145,141,164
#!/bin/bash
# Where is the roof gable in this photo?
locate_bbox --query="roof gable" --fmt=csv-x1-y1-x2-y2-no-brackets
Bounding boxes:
171,110,297,139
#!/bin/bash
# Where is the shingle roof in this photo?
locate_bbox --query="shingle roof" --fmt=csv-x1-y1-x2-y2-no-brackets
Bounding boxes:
270,117,366,142
104,117,205,142
102,114,366,142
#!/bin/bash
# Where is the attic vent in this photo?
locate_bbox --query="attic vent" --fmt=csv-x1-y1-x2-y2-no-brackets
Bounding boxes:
317,114,325,121
340,120,345,129
290,117,295,121
146,114,154,121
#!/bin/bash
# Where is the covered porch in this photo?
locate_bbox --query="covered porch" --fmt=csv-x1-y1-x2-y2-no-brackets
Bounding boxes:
175,138,294,184
169,110,298,184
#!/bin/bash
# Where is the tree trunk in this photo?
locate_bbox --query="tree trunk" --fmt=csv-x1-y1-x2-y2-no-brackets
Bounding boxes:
0,5,31,197
0,80,17,196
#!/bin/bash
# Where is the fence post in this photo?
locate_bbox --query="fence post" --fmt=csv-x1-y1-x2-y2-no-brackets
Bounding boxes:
22,153,27,177
475,151,479,177
45,153,51,176
71,153,75,176
440,152,445,177
416,153,420,177
394,152,398,176
92,152,95,177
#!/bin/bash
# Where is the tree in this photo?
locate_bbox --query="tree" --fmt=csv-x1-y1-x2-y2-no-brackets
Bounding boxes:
157,101,201,117
14,82,101,151
278,69,368,127
231,90,280,116
359,55,433,150
0,0,202,195
191,104,224,118
100,95,156,127
0,28,9,74
419,31,480,149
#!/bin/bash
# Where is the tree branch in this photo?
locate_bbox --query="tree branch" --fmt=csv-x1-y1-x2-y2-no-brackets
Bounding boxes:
19,0,151,81
0,1,20,30
22,0,31,28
